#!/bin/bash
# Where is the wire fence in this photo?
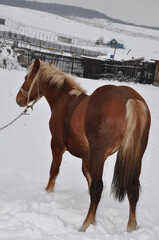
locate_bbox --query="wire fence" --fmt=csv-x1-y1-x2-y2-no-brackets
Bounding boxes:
0,30,101,57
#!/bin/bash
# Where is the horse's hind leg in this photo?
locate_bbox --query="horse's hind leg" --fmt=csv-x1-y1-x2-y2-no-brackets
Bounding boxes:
82,159,92,189
127,134,149,232
46,141,65,192
80,152,105,232
127,178,140,232
127,151,144,232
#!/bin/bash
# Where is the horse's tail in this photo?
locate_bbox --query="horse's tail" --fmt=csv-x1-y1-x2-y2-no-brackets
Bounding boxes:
111,99,150,202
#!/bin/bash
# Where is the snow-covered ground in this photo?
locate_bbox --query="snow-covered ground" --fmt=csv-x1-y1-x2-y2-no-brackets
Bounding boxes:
0,5,159,61
0,68,159,240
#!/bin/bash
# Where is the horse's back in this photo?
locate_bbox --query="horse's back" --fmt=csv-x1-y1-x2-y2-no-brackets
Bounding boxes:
87,85,148,118
90,84,146,104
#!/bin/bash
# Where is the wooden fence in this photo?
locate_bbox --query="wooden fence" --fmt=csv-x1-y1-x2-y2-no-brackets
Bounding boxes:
81,57,155,84
17,48,84,77
102,59,155,84
17,47,155,84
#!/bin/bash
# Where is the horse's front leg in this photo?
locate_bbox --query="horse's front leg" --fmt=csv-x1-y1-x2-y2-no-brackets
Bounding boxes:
46,140,65,193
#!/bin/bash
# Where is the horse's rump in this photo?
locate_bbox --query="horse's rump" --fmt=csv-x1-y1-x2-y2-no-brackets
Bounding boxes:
84,85,138,156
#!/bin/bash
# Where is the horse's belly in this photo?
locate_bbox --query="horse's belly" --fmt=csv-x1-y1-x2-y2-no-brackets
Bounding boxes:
64,98,90,159
66,133,90,159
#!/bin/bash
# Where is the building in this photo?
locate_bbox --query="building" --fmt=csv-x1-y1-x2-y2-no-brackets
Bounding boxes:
57,36,72,44
106,39,124,49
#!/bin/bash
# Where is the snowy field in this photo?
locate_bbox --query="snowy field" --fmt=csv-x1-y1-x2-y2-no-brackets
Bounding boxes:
0,5,159,60
0,68,159,240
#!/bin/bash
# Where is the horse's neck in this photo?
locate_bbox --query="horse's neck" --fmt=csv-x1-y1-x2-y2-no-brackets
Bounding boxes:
40,81,82,111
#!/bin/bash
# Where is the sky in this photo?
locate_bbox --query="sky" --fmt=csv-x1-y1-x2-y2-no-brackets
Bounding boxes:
27,0,159,27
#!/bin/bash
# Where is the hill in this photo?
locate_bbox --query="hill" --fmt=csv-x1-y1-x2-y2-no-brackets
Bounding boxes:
0,4,159,61
0,0,159,31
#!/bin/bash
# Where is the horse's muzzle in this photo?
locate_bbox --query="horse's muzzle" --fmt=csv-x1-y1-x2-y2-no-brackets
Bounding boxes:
16,98,23,107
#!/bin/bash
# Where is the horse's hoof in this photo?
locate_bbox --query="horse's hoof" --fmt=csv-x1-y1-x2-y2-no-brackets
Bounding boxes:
127,223,137,232
79,219,95,232
45,186,54,193
78,225,86,232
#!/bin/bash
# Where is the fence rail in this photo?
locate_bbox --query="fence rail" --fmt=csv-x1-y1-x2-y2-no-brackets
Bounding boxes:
17,48,85,77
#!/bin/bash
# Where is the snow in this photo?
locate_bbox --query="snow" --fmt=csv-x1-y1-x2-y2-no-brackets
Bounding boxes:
0,4,159,240
0,40,23,70
0,5,159,61
0,68,159,240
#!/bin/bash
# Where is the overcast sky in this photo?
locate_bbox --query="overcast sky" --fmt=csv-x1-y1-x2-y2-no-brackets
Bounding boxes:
27,0,159,27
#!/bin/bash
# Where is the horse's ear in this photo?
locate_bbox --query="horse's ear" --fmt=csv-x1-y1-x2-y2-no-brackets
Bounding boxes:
49,60,53,66
33,58,40,72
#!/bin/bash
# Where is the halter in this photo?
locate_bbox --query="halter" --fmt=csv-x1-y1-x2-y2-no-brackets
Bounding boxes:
20,70,41,109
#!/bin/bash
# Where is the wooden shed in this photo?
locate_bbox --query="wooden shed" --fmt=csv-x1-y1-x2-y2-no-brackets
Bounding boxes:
82,56,104,79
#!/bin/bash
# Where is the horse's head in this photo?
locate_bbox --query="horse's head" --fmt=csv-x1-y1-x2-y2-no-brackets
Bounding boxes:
16,58,41,107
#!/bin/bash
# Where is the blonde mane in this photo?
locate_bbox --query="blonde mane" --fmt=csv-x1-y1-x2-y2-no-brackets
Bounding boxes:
28,61,86,97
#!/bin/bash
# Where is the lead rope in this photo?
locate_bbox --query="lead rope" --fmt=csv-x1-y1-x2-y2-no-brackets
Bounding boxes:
0,106,29,131
0,74,41,131
0,97,41,131
0,68,42,131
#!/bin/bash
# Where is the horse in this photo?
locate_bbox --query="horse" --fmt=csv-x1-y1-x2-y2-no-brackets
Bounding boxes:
16,58,151,232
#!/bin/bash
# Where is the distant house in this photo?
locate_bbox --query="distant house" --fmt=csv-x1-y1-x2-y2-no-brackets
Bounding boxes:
0,18,5,25
106,39,124,49
57,36,72,44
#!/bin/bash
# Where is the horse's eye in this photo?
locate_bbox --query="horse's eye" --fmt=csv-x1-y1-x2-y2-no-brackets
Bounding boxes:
25,75,28,82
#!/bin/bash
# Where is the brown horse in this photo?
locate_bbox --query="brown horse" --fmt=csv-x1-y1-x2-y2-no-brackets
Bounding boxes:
16,59,151,232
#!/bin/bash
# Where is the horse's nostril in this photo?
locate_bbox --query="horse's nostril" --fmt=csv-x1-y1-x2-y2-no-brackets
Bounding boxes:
17,99,23,107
